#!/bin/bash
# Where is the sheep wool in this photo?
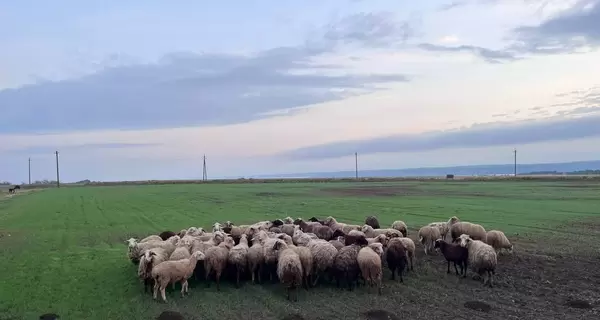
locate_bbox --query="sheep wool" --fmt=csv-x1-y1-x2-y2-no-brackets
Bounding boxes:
275,240,303,301
385,238,407,282
418,226,442,255
357,243,384,295
333,243,365,291
365,216,381,229
362,225,402,239
290,245,313,289
139,235,163,243
307,239,338,286
151,250,206,302
228,234,250,288
169,246,191,261
391,220,408,237
247,235,265,284
450,222,487,243
486,230,513,254
458,234,497,287
204,236,235,291
396,237,416,271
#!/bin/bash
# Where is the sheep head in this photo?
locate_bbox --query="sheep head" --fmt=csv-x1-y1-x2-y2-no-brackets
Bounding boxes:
457,234,472,248
125,238,138,247
376,234,389,246
221,236,235,249
355,235,368,246
293,218,303,225
433,239,444,249
272,239,287,251
448,216,460,225
308,217,320,222
331,229,346,239
361,225,373,233
192,251,206,261
272,219,284,227
369,243,384,256
324,216,335,226
239,234,249,245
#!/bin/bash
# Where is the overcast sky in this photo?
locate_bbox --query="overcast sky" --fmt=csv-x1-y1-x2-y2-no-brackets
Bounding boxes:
1,0,600,182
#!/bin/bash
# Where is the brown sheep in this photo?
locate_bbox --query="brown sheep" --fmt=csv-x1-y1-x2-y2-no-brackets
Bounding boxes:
204,236,235,291
450,222,487,243
385,238,407,282
485,230,513,254
418,225,442,255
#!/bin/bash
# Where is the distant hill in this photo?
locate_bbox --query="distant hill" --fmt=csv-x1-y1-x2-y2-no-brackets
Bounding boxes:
249,160,600,179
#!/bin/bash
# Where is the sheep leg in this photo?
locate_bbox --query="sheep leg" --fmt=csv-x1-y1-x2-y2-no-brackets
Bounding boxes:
257,265,262,284
215,271,222,291
398,268,404,283
312,273,321,287
410,255,414,271
205,266,212,288
153,282,159,300
160,286,167,303
447,261,451,274
180,281,186,297
453,262,459,275
390,267,396,280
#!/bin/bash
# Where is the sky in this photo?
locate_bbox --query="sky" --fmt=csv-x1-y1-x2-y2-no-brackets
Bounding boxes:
1,0,600,182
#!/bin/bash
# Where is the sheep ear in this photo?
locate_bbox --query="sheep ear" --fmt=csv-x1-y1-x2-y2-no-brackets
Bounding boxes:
149,251,156,256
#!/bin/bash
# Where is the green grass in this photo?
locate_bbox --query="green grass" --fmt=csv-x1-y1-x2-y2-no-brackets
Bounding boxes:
1,181,599,319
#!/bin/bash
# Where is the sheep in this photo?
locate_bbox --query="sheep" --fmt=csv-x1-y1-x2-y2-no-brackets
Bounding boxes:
294,218,322,233
137,247,170,293
306,239,339,286
204,236,235,291
396,237,416,271
228,234,250,288
263,236,285,282
367,234,388,247
186,227,205,237
283,216,294,224
365,215,381,229
140,235,163,243
281,224,297,237
323,216,347,232
159,231,177,241
332,242,367,291
312,224,334,241
212,222,223,233
450,222,487,243
247,235,265,284
457,234,497,287
485,230,513,254
274,240,303,301
289,244,313,289
127,236,179,264
386,238,408,282
269,227,283,234
361,225,402,239
308,216,325,225
341,224,362,234
272,219,285,227
418,225,442,255
433,239,468,277
292,229,317,247
357,243,384,295
428,216,460,240
391,220,408,237
169,246,191,261
151,250,206,302
335,229,369,246
329,238,344,251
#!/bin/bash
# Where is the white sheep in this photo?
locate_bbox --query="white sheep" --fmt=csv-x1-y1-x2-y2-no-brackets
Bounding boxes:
485,230,513,254
357,243,384,295
248,235,265,284
390,220,408,237
228,234,249,288
274,240,303,301
151,250,205,302
457,234,497,287
361,225,403,239
428,216,460,240
418,225,442,255
204,236,235,291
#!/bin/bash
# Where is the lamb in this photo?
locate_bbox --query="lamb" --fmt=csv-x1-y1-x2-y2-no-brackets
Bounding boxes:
391,220,408,237
204,236,235,291
450,222,487,243
396,237,415,271
418,225,442,255
485,230,513,254
247,235,265,284
137,247,170,293
274,240,303,301
357,243,384,295
457,234,497,287
433,239,468,277
151,250,206,302
365,215,381,229
228,234,250,288
361,225,402,239
428,216,460,240
386,238,408,282
158,231,176,241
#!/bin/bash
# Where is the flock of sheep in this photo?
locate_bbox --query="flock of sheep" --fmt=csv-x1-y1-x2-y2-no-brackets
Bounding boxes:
125,216,514,302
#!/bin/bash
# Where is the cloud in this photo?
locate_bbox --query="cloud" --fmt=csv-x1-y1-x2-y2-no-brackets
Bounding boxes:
0,12,412,135
416,43,518,63
280,114,600,160
512,0,600,54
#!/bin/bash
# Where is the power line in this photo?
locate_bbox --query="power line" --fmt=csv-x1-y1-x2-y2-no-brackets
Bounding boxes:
28,157,31,185
55,151,60,188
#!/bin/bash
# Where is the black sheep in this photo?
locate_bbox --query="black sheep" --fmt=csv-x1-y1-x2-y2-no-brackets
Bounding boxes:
386,239,407,282
364,215,380,229
434,239,468,277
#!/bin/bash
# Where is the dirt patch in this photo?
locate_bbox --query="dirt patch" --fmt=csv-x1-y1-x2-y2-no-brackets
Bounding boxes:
361,309,400,320
464,301,492,312
320,185,435,197
282,314,305,320
157,310,184,320
565,299,594,309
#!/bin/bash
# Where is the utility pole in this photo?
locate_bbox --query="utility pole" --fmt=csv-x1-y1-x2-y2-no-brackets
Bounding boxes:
202,154,207,181
513,148,517,177
28,157,31,185
355,152,358,180
55,151,60,188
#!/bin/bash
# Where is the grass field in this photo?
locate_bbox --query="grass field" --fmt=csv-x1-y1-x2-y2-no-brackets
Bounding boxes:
1,180,600,319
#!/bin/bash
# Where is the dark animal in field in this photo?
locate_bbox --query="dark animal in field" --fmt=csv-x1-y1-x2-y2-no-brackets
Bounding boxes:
385,239,407,282
159,231,176,241
272,219,284,227
13,185,21,190
365,215,380,229
434,239,468,277
39,313,60,320
308,217,326,225
8,188,15,194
